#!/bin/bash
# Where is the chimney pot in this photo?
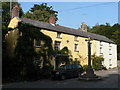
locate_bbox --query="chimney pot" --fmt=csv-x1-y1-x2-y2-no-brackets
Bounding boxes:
49,16,56,25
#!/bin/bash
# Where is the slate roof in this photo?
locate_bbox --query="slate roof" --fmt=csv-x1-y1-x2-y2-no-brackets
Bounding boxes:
20,18,115,44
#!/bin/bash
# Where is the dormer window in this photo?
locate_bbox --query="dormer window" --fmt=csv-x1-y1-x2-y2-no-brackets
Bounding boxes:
74,36,78,41
57,32,62,39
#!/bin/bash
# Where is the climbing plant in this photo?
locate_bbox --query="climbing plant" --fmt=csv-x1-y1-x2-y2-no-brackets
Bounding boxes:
54,47,73,65
15,22,54,79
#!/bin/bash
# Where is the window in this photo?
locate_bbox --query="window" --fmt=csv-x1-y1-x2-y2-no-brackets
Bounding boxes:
100,47,103,54
57,32,62,38
100,41,103,46
74,36,78,41
34,39,41,48
109,59,112,66
54,41,61,50
34,56,42,67
74,44,78,52
109,43,112,47
109,49,112,55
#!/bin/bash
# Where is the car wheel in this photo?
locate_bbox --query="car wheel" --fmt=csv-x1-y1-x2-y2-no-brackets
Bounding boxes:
61,75,65,80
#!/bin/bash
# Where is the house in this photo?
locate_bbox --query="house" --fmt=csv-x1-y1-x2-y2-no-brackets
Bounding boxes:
7,5,117,69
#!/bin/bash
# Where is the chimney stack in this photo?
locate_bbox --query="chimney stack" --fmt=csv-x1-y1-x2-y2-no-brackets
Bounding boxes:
80,22,87,32
12,5,20,18
49,16,56,26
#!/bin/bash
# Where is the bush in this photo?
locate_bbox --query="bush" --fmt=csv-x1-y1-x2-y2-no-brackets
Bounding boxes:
72,60,80,64
82,65,88,71
92,55,106,71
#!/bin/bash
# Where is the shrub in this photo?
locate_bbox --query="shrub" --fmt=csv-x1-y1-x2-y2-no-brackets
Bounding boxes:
82,65,88,71
92,55,106,71
72,60,80,64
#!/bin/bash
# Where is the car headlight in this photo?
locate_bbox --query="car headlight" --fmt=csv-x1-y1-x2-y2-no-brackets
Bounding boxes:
56,72,60,75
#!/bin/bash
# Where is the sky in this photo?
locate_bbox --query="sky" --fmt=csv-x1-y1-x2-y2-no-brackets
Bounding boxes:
18,1,118,29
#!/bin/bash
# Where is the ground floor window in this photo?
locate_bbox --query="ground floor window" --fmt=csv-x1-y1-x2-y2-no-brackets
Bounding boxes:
109,59,112,66
34,39,41,48
34,56,42,67
54,41,61,50
74,44,78,52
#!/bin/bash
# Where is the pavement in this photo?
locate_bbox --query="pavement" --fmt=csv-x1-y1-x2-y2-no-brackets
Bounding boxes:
2,67,119,88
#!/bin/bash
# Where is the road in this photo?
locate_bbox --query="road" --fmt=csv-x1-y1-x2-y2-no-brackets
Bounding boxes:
2,67,119,88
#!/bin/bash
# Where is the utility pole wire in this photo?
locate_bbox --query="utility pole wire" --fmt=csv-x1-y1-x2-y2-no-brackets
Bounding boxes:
59,2,115,12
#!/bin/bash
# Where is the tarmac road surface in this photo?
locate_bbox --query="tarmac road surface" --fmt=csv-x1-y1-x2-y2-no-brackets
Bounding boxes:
2,67,119,88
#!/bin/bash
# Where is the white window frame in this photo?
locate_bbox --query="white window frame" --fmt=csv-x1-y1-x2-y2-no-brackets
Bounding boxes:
34,56,42,67
54,41,61,50
109,48,112,55
100,47,103,54
100,41,103,46
109,59,112,66
74,44,79,52
109,43,112,47
74,36,79,41
57,32,62,39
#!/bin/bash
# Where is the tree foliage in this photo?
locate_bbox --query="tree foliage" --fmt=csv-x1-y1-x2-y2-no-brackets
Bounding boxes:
23,3,58,23
89,23,112,39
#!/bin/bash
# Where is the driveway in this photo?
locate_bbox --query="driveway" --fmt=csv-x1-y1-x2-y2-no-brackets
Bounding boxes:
2,67,119,88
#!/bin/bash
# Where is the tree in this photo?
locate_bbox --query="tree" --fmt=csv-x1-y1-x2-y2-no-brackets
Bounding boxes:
89,23,112,39
23,3,58,23
111,24,120,59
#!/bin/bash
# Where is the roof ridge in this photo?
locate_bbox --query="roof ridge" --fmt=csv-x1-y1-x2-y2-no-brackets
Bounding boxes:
56,25,78,30
21,17,83,32
21,17,50,24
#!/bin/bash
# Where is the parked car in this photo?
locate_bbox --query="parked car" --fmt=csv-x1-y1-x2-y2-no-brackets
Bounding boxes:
50,64,84,80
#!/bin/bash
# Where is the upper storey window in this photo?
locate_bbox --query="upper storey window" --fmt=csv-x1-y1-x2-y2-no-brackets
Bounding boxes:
100,41,103,46
57,32,62,39
74,36,79,41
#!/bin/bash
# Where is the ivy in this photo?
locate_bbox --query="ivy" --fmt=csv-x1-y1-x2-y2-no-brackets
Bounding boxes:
15,22,54,79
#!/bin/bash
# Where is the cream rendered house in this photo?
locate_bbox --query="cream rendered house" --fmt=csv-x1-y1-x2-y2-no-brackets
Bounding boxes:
7,5,117,69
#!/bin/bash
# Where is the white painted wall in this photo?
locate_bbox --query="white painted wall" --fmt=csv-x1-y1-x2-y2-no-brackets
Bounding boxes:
96,41,117,69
